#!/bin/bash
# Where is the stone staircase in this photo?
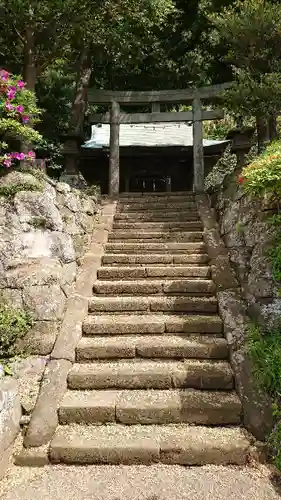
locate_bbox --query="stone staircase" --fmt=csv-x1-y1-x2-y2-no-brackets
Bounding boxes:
49,192,252,465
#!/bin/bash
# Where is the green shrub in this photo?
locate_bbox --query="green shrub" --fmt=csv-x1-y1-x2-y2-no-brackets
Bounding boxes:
239,140,281,199
247,322,281,468
266,215,281,283
0,303,34,358
248,323,281,396
238,142,281,284
203,115,236,140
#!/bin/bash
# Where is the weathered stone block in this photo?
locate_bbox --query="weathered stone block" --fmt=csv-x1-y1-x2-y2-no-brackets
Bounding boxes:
23,284,66,320
50,424,160,464
211,254,239,290
5,258,63,288
0,378,21,454
217,290,247,334
59,390,117,424
20,230,75,263
18,321,58,355
82,315,165,335
51,295,88,362
10,356,47,414
230,348,273,440
24,359,72,447
14,445,49,466
229,248,252,283
76,336,137,361
14,191,64,232
0,288,23,308
165,315,223,334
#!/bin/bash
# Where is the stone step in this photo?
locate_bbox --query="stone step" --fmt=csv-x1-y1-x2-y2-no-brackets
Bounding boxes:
112,221,203,231
118,198,196,207
93,279,216,296
82,314,223,336
118,202,197,212
105,242,206,254
76,335,228,361
89,296,217,313
50,424,251,465
102,254,209,266
114,212,199,221
119,191,193,197
59,389,241,426
67,360,233,390
108,231,203,242
118,192,194,201
97,266,210,280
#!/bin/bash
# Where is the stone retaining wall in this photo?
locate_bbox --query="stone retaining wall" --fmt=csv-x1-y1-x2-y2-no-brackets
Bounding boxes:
0,170,98,354
207,173,278,440
0,170,99,475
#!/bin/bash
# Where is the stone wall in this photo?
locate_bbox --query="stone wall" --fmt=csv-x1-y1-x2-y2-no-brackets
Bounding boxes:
0,170,98,355
0,169,99,475
207,171,278,441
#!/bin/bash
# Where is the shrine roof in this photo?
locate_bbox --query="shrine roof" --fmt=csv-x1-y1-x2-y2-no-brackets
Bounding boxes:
83,122,229,149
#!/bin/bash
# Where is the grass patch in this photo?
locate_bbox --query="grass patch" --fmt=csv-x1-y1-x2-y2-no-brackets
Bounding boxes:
0,303,34,359
19,166,47,182
84,184,101,198
30,215,50,229
0,180,42,198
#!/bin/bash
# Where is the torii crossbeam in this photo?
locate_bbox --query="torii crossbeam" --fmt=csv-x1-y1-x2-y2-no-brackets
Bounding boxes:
88,83,231,196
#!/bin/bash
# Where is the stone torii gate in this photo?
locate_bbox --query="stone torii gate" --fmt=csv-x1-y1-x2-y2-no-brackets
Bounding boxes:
88,83,231,196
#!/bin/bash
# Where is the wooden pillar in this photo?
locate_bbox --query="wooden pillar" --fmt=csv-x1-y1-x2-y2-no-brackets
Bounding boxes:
151,102,161,113
109,101,120,197
192,97,204,192
125,175,130,193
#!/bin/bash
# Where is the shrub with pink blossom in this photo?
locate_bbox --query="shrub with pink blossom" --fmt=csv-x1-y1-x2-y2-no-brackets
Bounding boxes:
0,69,42,169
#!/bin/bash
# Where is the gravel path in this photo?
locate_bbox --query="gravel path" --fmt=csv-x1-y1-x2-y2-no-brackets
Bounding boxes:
1,463,280,500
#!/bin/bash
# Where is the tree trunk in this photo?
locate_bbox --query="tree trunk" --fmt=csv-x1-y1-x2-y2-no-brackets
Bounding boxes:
68,47,92,136
256,116,269,154
268,115,278,142
24,26,36,91
63,47,92,176
21,25,36,168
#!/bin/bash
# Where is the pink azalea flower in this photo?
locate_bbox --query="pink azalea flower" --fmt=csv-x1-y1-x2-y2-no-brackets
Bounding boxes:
16,104,24,113
22,115,29,123
0,69,9,81
7,87,16,100
17,80,25,89
15,152,25,161
27,151,35,158
3,158,12,167
5,102,14,111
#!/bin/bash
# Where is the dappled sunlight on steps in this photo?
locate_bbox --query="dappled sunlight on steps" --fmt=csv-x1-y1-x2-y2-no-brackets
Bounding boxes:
50,192,253,465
